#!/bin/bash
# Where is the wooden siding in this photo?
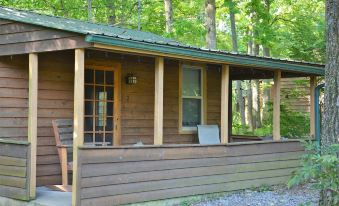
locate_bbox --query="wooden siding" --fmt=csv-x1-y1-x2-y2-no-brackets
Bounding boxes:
36,51,74,186
281,77,310,112
0,140,30,201
76,140,303,205
0,19,91,56
0,55,28,141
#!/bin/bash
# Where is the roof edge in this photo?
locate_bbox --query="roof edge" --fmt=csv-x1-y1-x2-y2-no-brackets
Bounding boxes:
86,35,324,76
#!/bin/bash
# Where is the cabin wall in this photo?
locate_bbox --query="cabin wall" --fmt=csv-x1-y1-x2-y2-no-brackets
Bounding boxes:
0,140,31,201
0,19,90,56
0,55,28,141
36,51,74,186
76,140,303,205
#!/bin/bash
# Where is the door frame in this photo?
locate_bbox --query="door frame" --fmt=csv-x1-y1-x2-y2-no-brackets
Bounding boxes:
84,63,122,146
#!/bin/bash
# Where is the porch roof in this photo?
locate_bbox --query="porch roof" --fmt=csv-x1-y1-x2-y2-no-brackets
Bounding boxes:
0,6,324,75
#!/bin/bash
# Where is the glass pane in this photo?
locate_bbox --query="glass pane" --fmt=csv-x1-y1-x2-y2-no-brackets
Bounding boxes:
182,98,201,127
106,87,114,101
95,117,105,131
106,134,113,146
95,70,104,84
95,87,105,100
84,133,93,143
85,101,93,115
106,71,114,85
85,85,94,100
107,102,113,116
85,117,93,131
182,68,201,97
85,69,94,83
106,117,113,131
95,133,103,143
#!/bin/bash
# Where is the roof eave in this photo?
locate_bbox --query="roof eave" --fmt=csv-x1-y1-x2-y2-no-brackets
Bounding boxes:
85,34,324,76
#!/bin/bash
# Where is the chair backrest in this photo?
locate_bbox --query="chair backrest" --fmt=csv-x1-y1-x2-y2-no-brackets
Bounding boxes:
197,125,220,144
52,119,73,162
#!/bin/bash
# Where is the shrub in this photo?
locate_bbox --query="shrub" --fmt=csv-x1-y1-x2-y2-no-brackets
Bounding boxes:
288,140,339,205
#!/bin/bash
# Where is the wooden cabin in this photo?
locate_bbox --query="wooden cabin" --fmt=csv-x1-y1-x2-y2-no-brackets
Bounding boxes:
0,6,324,206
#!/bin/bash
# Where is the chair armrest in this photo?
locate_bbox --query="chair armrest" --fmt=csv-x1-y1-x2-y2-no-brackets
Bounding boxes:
57,144,73,148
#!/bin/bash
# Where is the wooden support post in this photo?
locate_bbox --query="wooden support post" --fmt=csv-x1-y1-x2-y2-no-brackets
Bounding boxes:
28,53,38,199
310,76,316,138
273,70,281,141
221,65,230,144
72,49,85,206
154,57,164,145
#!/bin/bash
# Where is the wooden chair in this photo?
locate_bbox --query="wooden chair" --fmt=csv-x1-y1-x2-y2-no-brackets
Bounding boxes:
52,119,73,186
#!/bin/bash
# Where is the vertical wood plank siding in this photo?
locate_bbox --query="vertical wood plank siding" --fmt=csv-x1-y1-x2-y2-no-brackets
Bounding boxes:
0,140,30,201
0,19,90,56
76,140,303,205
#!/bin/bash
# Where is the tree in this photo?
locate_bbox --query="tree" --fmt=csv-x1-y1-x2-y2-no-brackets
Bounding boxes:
107,0,116,25
226,0,246,126
320,0,339,204
164,0,173,33
205,0,217,49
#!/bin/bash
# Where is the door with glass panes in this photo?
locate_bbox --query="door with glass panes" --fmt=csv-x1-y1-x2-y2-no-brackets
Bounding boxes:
84,65,121,146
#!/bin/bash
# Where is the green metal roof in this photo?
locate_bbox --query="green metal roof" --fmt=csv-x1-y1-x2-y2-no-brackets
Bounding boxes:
0,6,325,75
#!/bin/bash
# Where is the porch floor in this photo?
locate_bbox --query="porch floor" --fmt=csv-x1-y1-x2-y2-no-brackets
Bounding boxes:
33,187,71,206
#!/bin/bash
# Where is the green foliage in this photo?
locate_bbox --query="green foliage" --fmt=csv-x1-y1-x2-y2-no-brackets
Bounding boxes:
251,184,273,192
232,101,310,138
288,141,339,205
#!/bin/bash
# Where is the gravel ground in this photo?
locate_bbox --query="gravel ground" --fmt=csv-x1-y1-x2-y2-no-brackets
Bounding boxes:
192,184,319,206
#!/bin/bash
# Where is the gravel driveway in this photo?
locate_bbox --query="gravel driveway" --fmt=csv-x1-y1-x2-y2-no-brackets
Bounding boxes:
192,184,319,206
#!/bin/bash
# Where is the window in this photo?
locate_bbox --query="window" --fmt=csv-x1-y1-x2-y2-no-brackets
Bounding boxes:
180,64,205,131
84,68,114,145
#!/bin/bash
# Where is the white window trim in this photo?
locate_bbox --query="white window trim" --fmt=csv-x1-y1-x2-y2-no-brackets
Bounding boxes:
179,63,206,134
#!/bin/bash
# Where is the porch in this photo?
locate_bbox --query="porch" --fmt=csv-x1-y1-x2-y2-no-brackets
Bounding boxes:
0,48,318,205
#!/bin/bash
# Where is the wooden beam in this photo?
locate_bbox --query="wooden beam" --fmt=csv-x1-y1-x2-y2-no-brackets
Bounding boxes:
154,57,164,145
273,70,281,141
221,65,230,144
28,53,38,199
310,76,316,138
72,49,85,206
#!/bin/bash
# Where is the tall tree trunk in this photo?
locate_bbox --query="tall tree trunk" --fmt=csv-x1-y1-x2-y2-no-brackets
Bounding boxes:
164,0,173,33
87,0,93,22
137,0,141,30
247,80,254,131
253,43,261,129
107,0,116,25
320,1,338,204
205,0,217,49
228,0,246,127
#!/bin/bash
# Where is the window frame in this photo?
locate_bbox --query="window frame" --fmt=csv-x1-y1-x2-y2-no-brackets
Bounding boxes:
179,62,207,133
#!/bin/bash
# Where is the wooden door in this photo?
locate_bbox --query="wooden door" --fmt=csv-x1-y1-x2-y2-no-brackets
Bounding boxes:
84,65,121,146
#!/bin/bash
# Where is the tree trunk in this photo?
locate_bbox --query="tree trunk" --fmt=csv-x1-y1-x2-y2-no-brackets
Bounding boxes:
253,43,261,129
164,0,173,33
205,0,217,49
228,0,245,127
247,80,254,131
87,0,93,22
107,0,116,25
320,1,339,204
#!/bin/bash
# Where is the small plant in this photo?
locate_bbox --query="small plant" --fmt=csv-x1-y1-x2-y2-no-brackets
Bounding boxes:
288,140,339,205
251,184,273,192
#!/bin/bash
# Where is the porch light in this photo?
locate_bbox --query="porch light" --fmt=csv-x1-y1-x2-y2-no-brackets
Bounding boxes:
126,73,137,85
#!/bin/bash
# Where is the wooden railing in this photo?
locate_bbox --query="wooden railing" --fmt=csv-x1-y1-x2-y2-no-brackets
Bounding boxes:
0,139,31,201
75,140,303,206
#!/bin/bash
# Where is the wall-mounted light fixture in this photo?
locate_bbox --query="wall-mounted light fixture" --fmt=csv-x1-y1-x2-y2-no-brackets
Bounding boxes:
126,73,137,85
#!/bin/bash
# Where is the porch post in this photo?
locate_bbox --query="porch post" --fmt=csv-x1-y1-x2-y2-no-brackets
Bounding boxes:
221,65,230,143
154,57,164,145
72,49,84,206
309,76,316,138
28,53,38,199
273,70,281,140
